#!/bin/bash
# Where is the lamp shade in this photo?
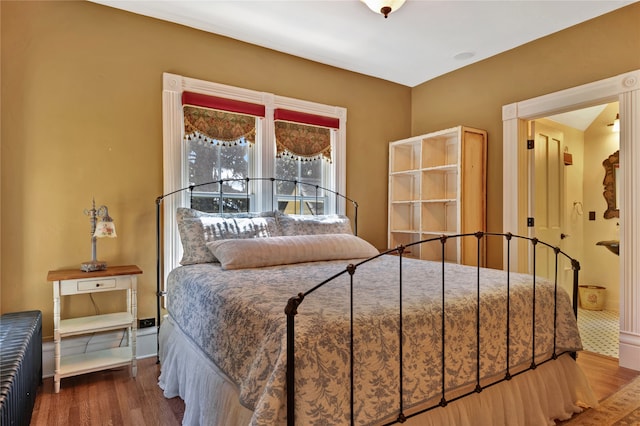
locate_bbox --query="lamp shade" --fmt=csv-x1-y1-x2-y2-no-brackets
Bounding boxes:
362,0,406,17
94,220,117,238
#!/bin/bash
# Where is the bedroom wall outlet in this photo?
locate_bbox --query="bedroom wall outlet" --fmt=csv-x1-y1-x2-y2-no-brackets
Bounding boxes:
139,318,156,328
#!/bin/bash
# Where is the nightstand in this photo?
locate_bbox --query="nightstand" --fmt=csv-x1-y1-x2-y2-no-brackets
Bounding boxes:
46,265,142,393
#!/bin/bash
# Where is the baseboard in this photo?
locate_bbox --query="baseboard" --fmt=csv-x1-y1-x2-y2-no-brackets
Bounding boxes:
42,327,158,378
619,331,640,371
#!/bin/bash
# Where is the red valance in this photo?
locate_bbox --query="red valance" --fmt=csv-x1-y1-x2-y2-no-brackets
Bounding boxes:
182,91,265,117
274,108,339,129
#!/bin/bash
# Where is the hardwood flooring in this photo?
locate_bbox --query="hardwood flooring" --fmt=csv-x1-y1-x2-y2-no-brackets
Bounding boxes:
575,350,640,402
31,358,184,426
31,352,638,425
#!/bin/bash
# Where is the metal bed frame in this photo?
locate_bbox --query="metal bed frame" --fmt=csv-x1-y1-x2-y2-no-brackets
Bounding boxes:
284,232,580,425
154,177,358,360
155,178,580,424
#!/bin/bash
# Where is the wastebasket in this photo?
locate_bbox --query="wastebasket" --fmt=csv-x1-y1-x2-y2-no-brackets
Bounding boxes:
578,285,606,311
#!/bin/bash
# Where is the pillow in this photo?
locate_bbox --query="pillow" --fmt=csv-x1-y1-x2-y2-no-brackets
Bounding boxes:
275,212,353,236
207,234,379,270
176,208,279,265
176,207,276,220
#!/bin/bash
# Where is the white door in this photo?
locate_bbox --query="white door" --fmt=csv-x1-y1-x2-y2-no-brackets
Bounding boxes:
529,121,565,281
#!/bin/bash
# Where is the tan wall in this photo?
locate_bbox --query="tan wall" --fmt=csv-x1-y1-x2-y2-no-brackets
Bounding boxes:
411,3,640,268
0,1,411,338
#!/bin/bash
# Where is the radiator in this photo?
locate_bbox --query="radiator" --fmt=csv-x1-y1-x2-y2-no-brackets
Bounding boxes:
0,310,42,426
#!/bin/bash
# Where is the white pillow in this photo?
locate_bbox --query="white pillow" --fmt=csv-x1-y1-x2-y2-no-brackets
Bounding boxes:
207,234,379,270
275,212,353,236
176,208,278,265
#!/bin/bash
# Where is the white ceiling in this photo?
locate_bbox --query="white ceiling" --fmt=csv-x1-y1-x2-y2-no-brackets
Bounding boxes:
547,104,609,131
91,0,634,87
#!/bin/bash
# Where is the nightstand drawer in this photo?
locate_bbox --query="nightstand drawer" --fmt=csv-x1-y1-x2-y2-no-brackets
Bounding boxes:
77,278,117,292
58,275,133,295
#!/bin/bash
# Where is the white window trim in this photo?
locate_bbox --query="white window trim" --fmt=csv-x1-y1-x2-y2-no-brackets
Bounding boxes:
161,72,347,283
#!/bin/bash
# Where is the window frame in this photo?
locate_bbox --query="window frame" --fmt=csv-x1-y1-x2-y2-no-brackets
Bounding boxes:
161,72,347,278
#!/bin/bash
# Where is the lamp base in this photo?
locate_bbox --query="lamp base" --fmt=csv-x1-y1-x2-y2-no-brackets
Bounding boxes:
81,260,107,272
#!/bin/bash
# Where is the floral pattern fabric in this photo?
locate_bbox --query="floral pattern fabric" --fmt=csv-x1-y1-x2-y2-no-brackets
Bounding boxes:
176,209,278,265
274,211,353,236
184,105,257,144
274,120,331,162
165,255,582,425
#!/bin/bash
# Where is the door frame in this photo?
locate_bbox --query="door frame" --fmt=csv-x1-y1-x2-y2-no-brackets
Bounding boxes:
502,69,640,371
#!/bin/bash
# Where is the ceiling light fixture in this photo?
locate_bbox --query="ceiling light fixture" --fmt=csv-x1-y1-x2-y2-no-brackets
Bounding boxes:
362,0,406,18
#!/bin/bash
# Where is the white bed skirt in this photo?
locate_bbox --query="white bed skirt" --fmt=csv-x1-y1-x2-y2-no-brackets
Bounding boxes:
158,316,597,426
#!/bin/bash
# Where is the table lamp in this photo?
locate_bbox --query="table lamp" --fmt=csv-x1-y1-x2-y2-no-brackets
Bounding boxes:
81,199,117,272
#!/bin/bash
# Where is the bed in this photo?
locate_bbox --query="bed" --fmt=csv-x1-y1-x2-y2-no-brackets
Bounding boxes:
156,179,596,426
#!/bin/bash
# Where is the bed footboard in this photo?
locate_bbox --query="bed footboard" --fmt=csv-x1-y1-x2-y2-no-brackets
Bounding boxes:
285,232,581,426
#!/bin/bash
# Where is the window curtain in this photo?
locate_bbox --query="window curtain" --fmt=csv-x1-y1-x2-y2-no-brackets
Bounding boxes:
182,91,265,146
274,109,339,162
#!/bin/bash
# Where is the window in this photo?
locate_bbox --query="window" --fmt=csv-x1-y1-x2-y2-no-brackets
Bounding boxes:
275,156,326,214
187,138,251,213
161,73,347,274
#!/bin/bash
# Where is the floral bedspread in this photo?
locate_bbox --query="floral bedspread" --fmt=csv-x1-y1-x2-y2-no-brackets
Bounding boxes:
166,256,582,425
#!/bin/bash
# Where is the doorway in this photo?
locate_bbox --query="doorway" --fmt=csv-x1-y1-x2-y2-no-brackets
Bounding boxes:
540,102,620,358
502,69,640,371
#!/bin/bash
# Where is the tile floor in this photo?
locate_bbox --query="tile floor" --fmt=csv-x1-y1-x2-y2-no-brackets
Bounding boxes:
577,308,619,358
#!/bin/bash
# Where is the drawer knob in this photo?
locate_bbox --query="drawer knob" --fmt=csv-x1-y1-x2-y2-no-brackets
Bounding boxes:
96,283,101,287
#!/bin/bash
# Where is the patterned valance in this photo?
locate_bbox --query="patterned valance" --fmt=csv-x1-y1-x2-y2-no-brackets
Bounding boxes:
183,106,256,145
275,121,331,162
273,109,338,162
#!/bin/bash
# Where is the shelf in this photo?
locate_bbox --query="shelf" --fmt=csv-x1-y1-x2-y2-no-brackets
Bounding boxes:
390,141,421,173
422,168,456,201
422,164,457,172
421,202,457,232
421,199,456,203
389,203,419,231
422,133,458,168
60,312,133,337
59,347,133,377
390,172,420,202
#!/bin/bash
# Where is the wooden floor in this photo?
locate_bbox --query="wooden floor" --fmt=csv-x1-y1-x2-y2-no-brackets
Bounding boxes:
31,352,639,426
31,358,184,426
574,351,640,402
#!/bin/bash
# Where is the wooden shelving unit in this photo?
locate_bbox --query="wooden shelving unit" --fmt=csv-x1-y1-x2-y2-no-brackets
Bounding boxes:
388,126,487,265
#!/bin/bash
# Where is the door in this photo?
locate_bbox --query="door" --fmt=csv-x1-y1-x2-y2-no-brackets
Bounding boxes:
529,120,565,281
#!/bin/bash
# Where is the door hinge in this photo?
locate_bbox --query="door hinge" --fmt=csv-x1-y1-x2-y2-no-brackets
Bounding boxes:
527,139,535,149
527,217,535,227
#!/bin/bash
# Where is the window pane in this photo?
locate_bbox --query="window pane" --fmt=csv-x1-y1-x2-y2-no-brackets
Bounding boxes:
187,137,250,210
275,157,323,194
219,143,249,193
190,196,249,213
300,160,323,195
275,156,325,214
275,156,297,195
188,141,219,191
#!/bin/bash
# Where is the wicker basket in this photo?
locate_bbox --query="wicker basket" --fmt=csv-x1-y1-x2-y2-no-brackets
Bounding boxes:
578,285,606,311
